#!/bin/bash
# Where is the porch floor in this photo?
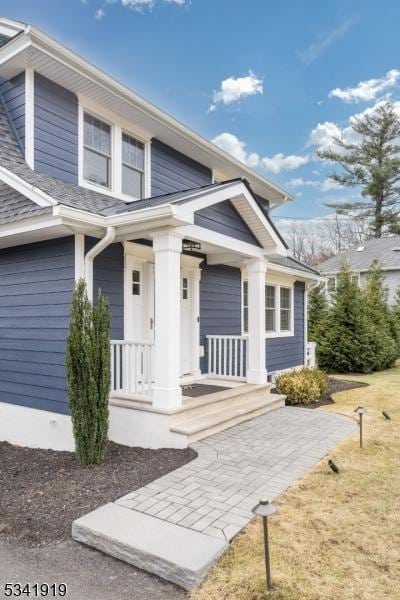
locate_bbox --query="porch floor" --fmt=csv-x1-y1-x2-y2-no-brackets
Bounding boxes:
72,407,356,589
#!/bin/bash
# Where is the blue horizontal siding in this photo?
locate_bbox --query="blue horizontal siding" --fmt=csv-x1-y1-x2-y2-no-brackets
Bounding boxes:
0,72,25,148
200,269,305,374
195,200,261,246
266,282,305,371
0,237,75,415
200,264,242,373
34,73,79,184
151,138,212,196
86,239,124,340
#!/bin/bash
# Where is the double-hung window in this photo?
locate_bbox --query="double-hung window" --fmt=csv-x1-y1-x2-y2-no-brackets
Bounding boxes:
280,287,291,331
83,113,111,188
265,285,276,332
122,132,145,199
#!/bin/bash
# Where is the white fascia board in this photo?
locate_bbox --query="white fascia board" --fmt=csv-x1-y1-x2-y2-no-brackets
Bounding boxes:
55,202,193,229
0,167,56,207
175,224,265,259
0,214,63,239
267,262,321,282
0,32,31,66
175,180,287,254
5,27,290,204
0,18,26,37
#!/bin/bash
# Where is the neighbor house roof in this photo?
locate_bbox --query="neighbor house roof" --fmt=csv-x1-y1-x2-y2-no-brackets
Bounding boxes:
319,236,400,273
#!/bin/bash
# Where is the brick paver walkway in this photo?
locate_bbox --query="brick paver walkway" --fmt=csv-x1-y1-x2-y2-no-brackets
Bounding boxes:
116,407,356,542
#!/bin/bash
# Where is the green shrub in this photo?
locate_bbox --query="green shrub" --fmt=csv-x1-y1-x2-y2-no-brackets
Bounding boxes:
66,278,111,466
275,368,327,405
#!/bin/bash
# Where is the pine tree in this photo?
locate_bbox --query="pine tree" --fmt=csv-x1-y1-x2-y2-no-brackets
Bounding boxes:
318,102,400,238
362,262,398,370
308,283,328,343
390,286,400,350
66,278,111,465
317,262,375,373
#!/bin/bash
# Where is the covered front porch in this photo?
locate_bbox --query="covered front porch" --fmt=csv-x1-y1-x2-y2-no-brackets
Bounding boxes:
109,230,270,409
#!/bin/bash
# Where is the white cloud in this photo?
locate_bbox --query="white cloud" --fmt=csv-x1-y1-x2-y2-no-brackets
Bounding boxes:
119,0,187,10
309,99,400,154
95,7,106,18
329,69,400,103
211,133,260,167
211,133,308,174
208,71,263,112
262,153,309,174
286,177,342,192
298,18,355,64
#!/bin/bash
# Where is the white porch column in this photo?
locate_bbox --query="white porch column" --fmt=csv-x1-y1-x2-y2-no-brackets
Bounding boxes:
247,258,268,384
152,229,183,410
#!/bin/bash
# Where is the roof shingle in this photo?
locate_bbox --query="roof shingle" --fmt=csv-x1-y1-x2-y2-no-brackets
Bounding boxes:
319,236,400,273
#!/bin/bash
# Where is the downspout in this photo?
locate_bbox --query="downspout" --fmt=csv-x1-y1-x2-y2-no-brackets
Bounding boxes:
84,226,116,302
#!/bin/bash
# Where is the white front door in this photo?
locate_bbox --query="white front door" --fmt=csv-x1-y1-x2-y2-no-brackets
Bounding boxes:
125,256,154,341
125,254,197,377
180,271,193,376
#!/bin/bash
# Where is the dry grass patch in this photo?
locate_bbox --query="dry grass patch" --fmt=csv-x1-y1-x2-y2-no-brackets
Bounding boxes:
190,365,400,600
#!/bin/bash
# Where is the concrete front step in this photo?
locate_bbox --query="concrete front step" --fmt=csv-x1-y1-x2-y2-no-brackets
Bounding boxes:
72,503,228,590
170,393,286,443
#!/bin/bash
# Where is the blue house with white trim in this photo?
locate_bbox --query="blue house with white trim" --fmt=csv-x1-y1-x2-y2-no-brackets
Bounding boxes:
0,17,320,450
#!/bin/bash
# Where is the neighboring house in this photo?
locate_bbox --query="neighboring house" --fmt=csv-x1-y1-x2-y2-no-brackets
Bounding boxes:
0,17,320,451
319,236,400,304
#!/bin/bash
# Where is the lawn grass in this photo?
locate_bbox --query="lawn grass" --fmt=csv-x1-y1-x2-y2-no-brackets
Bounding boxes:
190,364,400,600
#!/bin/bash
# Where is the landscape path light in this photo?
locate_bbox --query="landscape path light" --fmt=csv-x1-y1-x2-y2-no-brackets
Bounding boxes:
354,406,367,448
252,499,278,591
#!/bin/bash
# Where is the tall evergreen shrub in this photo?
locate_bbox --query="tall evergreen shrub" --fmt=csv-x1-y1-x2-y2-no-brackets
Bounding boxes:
317,263,376,373
66,278,111,465
308,283,328,342
362,263,398,369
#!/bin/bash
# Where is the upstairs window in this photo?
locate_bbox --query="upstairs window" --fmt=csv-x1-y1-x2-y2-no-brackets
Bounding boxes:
83,113,111,188
122,132,145,199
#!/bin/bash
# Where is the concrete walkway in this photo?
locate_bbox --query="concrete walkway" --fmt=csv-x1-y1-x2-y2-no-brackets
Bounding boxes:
73,407,356,589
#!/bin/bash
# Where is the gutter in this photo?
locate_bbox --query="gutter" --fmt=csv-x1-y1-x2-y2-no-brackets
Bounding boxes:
84,226,116,302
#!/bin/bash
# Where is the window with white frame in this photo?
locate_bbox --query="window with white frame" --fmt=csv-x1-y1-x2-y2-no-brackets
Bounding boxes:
242,279,292,335
83,113,111,188
122,132,145,199
280,287,291,331
265,285,276,332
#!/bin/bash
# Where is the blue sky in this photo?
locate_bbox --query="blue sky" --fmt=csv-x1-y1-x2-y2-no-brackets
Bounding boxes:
2,0,400,220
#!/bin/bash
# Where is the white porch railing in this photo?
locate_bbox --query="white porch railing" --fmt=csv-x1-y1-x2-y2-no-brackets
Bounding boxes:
110,340,155,399
206,335,248,380
306,341,317,368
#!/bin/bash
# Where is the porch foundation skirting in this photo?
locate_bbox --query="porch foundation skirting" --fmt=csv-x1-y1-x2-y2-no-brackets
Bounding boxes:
0,401,189,451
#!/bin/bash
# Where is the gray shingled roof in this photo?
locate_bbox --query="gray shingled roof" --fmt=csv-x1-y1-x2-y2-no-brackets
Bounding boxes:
268,254,320,276
0,181,51,224
319,236,400,273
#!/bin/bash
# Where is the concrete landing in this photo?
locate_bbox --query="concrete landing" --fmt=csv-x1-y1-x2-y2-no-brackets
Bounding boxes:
72,503,228,590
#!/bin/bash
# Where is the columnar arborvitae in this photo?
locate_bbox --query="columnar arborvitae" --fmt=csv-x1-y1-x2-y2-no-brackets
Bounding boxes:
66,278,111,465
362,263,398,370
317,262,375,373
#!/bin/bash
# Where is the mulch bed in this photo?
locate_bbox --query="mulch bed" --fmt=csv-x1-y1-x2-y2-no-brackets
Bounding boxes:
0,441,196,547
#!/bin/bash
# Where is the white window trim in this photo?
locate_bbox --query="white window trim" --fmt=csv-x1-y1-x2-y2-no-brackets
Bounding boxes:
78,98,151,202
241,275,295,338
